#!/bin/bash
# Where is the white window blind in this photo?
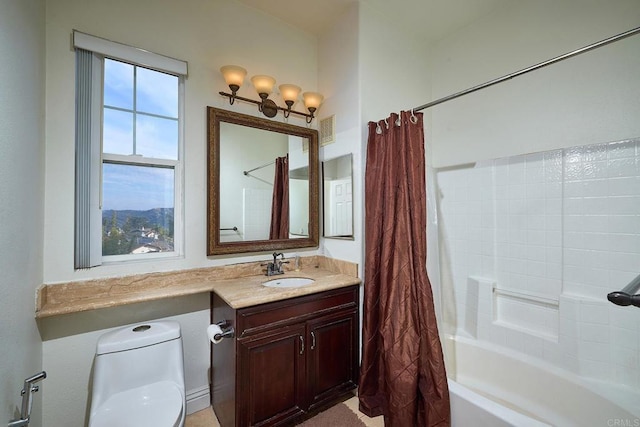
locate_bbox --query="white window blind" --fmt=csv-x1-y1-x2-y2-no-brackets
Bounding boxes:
74,48,103,268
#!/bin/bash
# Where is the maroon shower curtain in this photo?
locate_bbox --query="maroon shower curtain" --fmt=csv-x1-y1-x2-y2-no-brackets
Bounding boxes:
359,111,450,426
269,155,289,240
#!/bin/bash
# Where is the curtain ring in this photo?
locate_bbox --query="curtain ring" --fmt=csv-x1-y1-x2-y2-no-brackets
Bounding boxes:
376,122,382,134
384,118,389,129
410,109,418,124
395,113,402,127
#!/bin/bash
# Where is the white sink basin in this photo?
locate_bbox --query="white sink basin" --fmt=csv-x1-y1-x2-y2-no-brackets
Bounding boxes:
263,277,315,288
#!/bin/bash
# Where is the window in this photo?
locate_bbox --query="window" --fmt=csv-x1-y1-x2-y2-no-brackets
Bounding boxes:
74,31,187,268
101,59,180,259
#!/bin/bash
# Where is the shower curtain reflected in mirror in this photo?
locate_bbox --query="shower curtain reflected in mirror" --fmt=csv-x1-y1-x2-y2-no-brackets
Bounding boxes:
359,111,450,426
269,155,289,239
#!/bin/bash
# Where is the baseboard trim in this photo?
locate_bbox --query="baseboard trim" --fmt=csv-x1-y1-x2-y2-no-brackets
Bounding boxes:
186,385,210,415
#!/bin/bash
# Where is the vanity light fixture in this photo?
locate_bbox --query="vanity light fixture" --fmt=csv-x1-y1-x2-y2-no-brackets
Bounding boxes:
278,84,301,118
251,75,278,118
302,92,323,122
219,65,247,105
219,65,323,123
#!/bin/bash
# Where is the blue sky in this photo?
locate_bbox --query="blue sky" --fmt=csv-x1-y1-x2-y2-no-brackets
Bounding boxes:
102,163,174,211
102,59,178,211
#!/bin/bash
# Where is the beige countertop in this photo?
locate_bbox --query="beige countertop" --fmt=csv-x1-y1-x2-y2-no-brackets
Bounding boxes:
36,256,360,318
211,268,360,309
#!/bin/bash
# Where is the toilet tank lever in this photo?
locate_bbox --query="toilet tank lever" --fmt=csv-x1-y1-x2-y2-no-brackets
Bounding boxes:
8,371,46,427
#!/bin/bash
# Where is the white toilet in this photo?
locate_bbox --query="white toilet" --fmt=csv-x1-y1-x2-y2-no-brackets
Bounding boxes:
89,321,186,427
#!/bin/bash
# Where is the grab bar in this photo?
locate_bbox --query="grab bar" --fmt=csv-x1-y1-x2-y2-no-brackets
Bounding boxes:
607,273,640,308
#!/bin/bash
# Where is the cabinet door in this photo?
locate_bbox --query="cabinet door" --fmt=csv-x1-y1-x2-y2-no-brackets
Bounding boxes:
237,325,306,427
306,309,359,411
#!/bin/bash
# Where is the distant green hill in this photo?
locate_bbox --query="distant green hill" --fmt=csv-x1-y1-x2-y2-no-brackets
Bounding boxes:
102,208,174,231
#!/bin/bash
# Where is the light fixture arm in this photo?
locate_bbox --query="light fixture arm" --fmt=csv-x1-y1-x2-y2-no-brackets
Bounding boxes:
283,100,294,119
228,84,240,105
305,107,316,124
257,92,269,113
219,91,315,121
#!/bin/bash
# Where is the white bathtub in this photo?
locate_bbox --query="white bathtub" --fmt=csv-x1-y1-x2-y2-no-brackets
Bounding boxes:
445,335,640,427
449,380,550,426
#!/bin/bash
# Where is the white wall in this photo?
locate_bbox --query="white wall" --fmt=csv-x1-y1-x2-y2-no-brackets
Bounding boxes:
0,0,45,426
430,0,640,168
41,1,322,425
317,3,363,265
358,3,433,124
317,2,434,270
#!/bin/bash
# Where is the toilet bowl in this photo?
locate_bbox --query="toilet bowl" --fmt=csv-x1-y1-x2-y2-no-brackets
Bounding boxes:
89,321,186,427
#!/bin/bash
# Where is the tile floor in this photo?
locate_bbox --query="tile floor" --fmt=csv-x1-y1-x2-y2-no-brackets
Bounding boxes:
185,395,384,427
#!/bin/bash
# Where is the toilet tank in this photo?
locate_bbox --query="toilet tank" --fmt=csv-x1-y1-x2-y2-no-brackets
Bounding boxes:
91,321,185,408
96,321,181,354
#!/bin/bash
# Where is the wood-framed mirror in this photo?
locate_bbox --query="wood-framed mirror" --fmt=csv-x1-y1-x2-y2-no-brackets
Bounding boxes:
207,107,319,255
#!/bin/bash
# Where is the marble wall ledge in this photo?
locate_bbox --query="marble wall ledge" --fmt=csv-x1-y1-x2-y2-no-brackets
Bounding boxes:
36,256,359,319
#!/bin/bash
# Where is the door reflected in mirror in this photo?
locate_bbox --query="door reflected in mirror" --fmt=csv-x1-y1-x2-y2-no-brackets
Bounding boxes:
322,154,354,239
289,166,309,237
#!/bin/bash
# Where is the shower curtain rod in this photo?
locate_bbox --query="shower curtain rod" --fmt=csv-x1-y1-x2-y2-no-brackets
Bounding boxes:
413,26,640,112
243,160,275,176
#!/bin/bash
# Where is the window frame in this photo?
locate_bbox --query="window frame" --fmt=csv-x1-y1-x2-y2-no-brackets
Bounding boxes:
74,31,186,267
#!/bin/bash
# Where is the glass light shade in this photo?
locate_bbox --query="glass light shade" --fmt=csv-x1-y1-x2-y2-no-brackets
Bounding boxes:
303,92,324,110
220,65,247,88
251,75,276,95
279,84,301,103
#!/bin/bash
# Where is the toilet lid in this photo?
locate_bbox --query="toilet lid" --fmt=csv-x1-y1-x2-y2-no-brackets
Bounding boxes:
90,381,183,427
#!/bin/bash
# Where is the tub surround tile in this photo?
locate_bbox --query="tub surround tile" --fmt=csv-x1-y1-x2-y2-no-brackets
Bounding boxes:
36,256,360,318
438,138,640,390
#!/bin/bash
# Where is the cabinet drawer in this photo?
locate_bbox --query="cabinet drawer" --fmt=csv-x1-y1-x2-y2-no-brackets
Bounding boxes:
237,286,358,337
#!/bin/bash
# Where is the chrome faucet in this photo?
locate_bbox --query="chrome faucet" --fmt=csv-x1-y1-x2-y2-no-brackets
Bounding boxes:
263,252,288,276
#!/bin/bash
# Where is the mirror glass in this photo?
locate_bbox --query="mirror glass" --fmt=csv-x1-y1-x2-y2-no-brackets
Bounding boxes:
208,107,319,255
322,154,354,239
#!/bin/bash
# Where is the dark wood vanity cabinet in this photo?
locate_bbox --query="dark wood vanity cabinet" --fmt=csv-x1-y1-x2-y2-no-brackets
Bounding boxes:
237,324,307,426
211,285,360,427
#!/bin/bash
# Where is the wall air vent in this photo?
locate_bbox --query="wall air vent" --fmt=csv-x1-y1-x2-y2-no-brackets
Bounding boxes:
319,115,335,146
